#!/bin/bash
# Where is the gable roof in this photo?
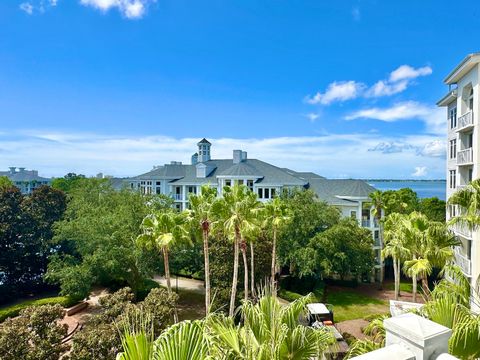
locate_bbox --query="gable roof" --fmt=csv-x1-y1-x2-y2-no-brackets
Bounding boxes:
307,178,376,206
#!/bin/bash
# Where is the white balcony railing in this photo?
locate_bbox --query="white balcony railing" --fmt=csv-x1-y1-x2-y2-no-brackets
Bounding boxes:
457,148,473,165
451,222,472,238
457,111,474,131
454,247,472,276
361,220,370,227
172,194,183,201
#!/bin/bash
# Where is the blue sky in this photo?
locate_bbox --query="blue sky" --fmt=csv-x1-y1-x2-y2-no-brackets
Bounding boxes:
0,0,478,178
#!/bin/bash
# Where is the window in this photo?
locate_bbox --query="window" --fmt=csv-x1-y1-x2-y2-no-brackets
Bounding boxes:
449,170,456,189
467,132,473,148
156,181,161,186
271,188,276,198
188,186,197,194
257,188,263,198
247,180,254,191
450,139,457,159
469,88,474,111
156,187,161,194
264,188,270,199
450,107,457,129
350,211,357,219
225,180,231,186
469,168,473,182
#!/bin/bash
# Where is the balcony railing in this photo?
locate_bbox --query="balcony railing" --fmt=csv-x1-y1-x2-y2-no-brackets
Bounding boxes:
454,247,472,276
457,148,473,165
451,223,472,238
172,194,183,201
457,111,474,131
361,220,371,227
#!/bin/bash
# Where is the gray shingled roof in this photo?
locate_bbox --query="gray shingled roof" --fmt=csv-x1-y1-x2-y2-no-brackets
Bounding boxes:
132,164,186,180
2,171,51,182
307,178,376,205
218,162,264,177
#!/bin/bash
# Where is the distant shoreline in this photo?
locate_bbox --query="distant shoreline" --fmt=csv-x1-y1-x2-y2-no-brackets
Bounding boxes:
363,179,446,182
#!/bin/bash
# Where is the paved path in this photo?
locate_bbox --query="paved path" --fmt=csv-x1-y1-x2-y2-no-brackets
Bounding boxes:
153,275,206,294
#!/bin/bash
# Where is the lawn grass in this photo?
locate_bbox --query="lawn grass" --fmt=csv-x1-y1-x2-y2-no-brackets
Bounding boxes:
0,296,77,322
385,281,419,293
326,290,388,323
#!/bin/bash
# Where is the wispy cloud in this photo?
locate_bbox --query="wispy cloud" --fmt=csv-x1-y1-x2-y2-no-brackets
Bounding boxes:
304,113,320,122
306,65,433,105
19,2,34,14
345,101,445,135
79,0,156,19
0,131,446,179
412,166,427,177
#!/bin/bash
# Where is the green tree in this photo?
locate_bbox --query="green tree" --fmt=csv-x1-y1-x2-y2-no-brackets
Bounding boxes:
0,176,13,189
448,179,480,230
216,185,260,315
51,173,86,193
310,218,375,280
262,197,291,290
137,210,190,322
0,304,68,360
188,185,218,315
278,189,340,277
46,179,156,300
381,188,419,216
418,197,446,222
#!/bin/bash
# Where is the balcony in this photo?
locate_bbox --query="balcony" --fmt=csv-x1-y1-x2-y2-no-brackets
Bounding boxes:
451,222,472,239
361,219,371,227
457,111,474,132
457,148,473,165
454,247,472,276
172,194,183,201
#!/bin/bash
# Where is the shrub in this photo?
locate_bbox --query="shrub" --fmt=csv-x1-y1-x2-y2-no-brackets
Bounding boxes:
278,290,303,302
0,296,76,322
67,323,121,360
140,287,178,336
136,279,160,301
342,332,357,346
0,304,68,360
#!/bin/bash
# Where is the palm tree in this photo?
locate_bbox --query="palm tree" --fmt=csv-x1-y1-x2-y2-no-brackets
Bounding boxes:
369,190,385,288
188,185,218,315
137,210,190,322
263,197,291,290
448,179,480,231
219,185,259,315
382,213,409,300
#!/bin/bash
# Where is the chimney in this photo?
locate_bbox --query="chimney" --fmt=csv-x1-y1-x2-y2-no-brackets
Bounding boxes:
191,153,198,165
242,151,247,161
233,150,243,164
19,167,25,173
9,167,16,174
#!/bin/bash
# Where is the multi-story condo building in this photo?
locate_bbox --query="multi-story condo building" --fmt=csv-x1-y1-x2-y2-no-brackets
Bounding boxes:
130,138,383,280
438,53,479,311
0,166,52,194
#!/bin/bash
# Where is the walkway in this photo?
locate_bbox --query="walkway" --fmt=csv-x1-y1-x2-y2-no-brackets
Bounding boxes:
153,275,205,294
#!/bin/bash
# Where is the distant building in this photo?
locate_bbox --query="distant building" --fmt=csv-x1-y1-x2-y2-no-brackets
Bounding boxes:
437,53,480,311
0,167,52,194
130,138,383,280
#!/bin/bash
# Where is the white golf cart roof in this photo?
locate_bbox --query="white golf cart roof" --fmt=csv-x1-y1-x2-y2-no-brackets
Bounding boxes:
307,303,330,315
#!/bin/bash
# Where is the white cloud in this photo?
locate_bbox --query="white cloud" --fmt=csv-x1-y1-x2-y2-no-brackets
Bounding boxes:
412,166,427,177
304,113,319,122
418,140,445,157
305,81,365,105
389,65,432,82
0,131,446,179
79,0,154,19
306,65,433,105
19,2,34,14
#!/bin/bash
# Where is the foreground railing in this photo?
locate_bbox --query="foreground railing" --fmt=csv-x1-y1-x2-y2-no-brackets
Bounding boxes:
457,148,473,165
454,247,472,276
457,111,474,131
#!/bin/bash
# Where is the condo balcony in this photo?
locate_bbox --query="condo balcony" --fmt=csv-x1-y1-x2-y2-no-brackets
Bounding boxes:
454,247,472,276
457,148,473,165
456,111,474,132
451,222,472,239
172,194,183,201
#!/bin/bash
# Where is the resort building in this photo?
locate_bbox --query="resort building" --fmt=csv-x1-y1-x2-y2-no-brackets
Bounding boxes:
130,138,383,280
0,166,52,195
438,53,480,311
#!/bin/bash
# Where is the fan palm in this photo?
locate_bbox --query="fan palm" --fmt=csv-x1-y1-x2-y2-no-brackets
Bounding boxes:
448,179,480,231
263,197,291,290
137,210,190,322
188,185,219,315
218,185,260,315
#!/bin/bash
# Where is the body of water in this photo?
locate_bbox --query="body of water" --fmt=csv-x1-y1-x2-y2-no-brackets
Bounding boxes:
367,180,446,200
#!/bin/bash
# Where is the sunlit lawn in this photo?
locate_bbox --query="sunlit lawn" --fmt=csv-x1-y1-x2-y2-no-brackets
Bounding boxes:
326,290,388,323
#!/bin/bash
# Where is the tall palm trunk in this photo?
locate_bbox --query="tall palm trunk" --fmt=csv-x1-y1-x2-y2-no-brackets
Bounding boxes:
412,274,417,302
421,274,429,299
378,221,384,289
396,258,401,298
241,238,249,302
393,255,399,300
250,241,255,299
163,247,178,323
229,229,240,317
202,224,211,315
271,229,277,291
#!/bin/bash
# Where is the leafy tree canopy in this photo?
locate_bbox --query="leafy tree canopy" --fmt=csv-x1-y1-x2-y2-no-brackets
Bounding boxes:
0,176,13,189
51,173,86,193
418,197,446,222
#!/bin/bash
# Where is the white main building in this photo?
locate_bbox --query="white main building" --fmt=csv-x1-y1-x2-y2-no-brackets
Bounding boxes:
129,138,383,280
438,53,480,311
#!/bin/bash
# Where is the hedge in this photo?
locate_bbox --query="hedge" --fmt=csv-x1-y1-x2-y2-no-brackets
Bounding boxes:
0,296,77,322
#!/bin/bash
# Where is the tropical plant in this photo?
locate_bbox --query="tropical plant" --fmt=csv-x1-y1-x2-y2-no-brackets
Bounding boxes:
448,178,480,231
217,185,260,316
137,210,190,322
262,197,291,290
188,184,219,315
369,190,385,287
